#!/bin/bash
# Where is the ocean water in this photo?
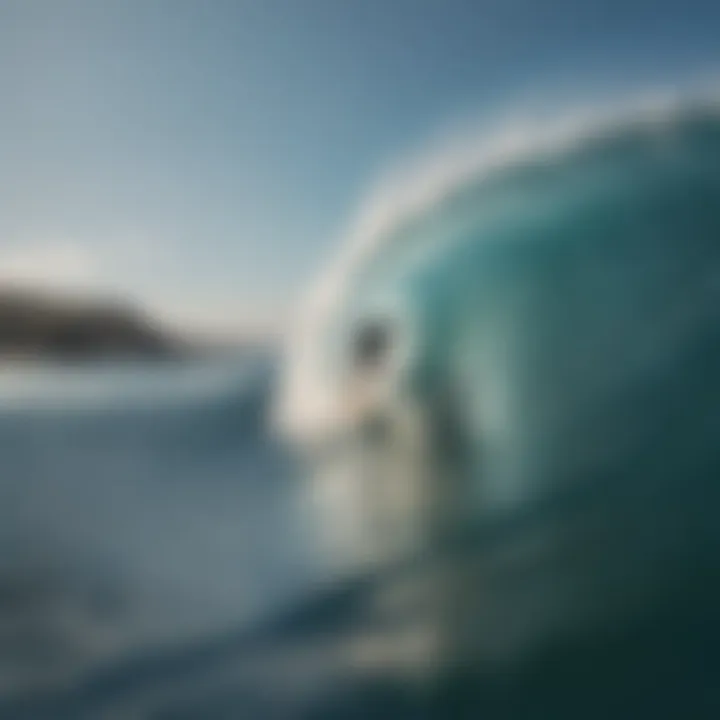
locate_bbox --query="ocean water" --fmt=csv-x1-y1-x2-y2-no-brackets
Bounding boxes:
0,355,321,707
5,96,720,718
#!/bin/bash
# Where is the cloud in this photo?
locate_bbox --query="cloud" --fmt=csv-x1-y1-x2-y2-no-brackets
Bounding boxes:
0,242,104,293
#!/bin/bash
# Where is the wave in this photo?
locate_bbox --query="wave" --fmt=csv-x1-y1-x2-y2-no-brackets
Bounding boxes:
276,88,720,440
270,86,720,675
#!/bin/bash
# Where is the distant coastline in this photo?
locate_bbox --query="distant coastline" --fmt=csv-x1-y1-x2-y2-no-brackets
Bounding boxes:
0,288,180,362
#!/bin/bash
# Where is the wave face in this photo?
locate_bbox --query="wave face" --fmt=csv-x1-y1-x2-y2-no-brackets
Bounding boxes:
275,97,720,669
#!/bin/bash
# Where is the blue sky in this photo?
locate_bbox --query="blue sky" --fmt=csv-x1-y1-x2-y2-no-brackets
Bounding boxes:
1,0,719,334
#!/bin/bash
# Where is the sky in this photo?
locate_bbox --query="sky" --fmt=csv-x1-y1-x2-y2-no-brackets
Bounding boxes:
1,0,720,336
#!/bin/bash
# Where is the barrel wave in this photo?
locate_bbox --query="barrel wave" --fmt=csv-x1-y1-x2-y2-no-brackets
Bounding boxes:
271,95,720,712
